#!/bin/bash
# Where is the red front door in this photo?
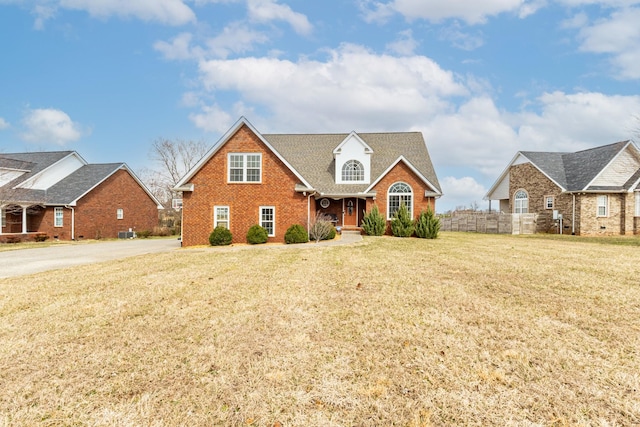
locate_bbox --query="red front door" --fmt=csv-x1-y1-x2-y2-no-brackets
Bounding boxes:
343,198,358,227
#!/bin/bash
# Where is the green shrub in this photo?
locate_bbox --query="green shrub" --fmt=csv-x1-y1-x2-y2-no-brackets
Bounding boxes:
390,203,414,237
361,205,386,236
137,229,152,239
415,207,440,239
285,224,309,244
246,224,268,244
209,226,232,246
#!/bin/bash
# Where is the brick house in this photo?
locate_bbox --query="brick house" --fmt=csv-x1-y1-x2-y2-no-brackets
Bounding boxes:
485,141,640,235
0,151,163,241
174,117,442,246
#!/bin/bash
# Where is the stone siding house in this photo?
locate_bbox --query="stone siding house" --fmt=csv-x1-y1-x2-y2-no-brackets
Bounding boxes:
0,151,163,241
174,117,442,246
485,141,640,235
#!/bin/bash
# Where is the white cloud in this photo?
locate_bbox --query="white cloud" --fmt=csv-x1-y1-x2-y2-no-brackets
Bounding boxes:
196,44,467,132
154,33,202,60
247,0,312,35
575,7,640,79
385,29,418,56
439,22,484,50
0,118,9,130
20,108,85,145
439,176,488,211
15,0,196,27
205,22,269,58
364,0,535,25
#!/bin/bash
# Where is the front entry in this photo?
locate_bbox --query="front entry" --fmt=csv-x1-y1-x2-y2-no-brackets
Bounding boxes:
343,198,358,227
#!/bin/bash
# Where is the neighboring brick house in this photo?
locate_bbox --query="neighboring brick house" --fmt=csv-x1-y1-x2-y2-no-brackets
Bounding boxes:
0,151,163,241
174,117,442,246
485,141,640,235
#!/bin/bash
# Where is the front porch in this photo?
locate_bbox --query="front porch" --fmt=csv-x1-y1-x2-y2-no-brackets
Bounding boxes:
314,196,369,231
0,204,46,235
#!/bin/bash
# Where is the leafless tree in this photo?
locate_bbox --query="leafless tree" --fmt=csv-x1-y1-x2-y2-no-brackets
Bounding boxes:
309,211,335,243
142,138,209,207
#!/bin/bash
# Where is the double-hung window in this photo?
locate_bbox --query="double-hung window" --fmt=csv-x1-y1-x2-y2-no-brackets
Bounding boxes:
545,196,554,210
260,206,275,237
514,190,528,214
597,195,608,217
214,206,230,229
117,208,124,220
635,192,640,217
228,153,262,183
387,182,413,220
54,207,64,227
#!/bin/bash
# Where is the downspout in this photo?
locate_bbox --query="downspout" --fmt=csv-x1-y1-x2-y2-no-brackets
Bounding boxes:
306,191,317,239
65,205,75,240
572,194,576,235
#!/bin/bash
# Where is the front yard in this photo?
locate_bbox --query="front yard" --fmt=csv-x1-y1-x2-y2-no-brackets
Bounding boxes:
0,233,638,425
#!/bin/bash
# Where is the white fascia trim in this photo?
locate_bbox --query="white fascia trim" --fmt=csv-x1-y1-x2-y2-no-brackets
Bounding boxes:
583,140,635,191
174,184,194,192
365,156,441,196
332,131,374,155
15,151,87,190
174,116,313,190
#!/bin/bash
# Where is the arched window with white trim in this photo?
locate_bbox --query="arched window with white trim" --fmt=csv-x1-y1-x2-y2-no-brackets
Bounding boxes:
514,190,529,214
342,160,364,182
388,182,413,219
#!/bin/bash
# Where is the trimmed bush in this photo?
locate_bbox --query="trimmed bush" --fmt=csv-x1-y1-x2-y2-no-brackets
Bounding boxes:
34,233,49,242
361,205,386,236
390,203,414,237
137,229,152,239
246,224,268,244
209,226,232,246
415,207,440,239
285,224,309,244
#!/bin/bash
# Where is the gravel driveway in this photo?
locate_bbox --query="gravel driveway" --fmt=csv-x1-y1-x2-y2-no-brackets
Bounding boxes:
0,238,181,279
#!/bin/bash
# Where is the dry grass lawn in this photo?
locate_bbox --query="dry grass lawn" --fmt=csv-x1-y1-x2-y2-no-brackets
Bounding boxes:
0,233,639,426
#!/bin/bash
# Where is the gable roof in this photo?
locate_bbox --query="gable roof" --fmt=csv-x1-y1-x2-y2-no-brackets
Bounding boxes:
485,140,638,199
0,152,163,208
176,117,442,197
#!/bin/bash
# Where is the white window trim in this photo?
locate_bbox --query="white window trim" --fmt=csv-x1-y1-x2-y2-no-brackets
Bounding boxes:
54,207,64,227
227,153,262,183
260,206,275,237
117,208,124,220
341,159,365,182
635,192,640,217
544,195,554,210
1,207,5,228
214,205,230,229
514,190,529,214
597,195,608,217
387,182,413,220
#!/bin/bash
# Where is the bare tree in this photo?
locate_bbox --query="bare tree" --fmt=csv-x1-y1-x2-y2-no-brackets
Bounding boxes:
143,138,209,207
309,211,335,243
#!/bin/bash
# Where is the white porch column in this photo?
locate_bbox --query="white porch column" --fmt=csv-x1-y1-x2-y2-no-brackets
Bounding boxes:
21,205,28,234
0,205,4,235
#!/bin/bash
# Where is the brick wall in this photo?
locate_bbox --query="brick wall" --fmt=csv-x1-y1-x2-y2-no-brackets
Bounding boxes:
578,193,632,236
370,161,436,234
182,125,308,246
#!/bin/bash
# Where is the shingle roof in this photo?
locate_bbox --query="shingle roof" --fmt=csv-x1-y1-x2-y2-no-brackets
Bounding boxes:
521,141,631,191
44,163,125,205
0,151,156,206
263,132,441,195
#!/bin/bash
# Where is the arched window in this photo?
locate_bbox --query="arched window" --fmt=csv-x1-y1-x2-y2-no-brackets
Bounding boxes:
514,190,528,214
388,182,413,219
342,160,364,181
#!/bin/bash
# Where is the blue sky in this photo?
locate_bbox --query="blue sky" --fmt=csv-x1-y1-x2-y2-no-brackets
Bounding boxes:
1,0,640,211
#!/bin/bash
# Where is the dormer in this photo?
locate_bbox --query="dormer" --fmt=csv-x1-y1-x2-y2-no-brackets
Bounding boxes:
333,132,373,184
